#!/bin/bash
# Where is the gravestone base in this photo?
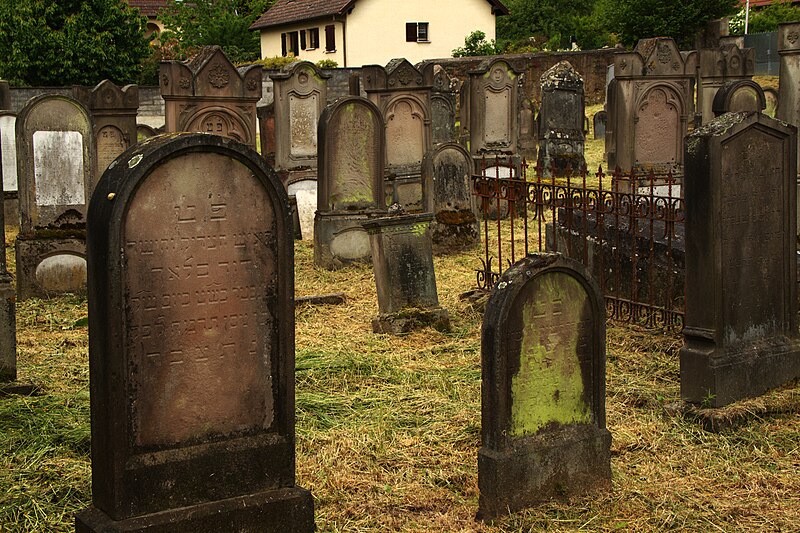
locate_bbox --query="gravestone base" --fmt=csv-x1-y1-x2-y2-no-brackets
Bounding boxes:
385,174,424,213
372,307,450,334
314,212,379,270
477,424,611,520
431,213,480,253
680,337,800,407
15,236,87,300
3,191,18,230
76,486,314,533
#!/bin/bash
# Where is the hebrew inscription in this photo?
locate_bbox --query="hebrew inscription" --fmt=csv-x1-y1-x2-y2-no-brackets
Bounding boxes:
97,125,127,175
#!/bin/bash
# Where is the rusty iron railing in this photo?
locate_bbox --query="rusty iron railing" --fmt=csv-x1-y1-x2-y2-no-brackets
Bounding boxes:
473,156,685,330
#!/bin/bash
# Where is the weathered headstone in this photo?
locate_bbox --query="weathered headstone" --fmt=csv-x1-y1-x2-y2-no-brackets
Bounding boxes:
363,59,432,211
593,110,607,140
698,44,755,125
362,213,449,334
606,38,695,177
479,253,610,519
270,61,330,187
764,87,779,118
0,131,21,395
0,111,18,227
161,46,262,147
422,142,479,251
15,94,94,300
536,61,586,177
681,112,800,407
315,96,386,269
712,80,766,117
778,22,800,231
421,63,460,146
75,133,314,532
136,124,158,141
73,80,139,181
257,102,276,164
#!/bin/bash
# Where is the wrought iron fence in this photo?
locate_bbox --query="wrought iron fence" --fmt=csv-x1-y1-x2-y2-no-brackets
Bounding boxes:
473,157,685,330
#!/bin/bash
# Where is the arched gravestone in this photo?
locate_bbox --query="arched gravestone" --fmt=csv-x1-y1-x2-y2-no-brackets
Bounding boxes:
315,96,386,269
422,143,479,250
160,45,262,148
75,134,314,532
15,94,94,300
681,112,800,407
469,59,522,161
479,254,610,520
593,110,607,140
698,44,755,125
712,80,766,117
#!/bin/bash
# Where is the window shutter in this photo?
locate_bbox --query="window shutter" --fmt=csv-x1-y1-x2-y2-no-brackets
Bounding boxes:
300,30,306,50
325,24,336,51
406,22,417,42
281,33,287,56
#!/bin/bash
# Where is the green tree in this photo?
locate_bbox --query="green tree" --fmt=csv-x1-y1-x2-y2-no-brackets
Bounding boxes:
158,0,275,64
452,30,498,57
729,0,800,34
600,0,739,48
0,0,151,86
497,0,596,51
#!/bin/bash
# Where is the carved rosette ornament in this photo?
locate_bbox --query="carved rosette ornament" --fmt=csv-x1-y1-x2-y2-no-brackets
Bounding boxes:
208,63,230,89
179,77,191,90
788,30,799,44
246,78,259,91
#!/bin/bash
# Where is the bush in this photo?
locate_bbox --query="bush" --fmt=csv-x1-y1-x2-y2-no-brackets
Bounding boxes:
316,59,338,69
452,30,498,57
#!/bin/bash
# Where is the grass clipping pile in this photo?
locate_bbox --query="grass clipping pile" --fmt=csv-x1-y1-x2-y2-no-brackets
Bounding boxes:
2,216,800,531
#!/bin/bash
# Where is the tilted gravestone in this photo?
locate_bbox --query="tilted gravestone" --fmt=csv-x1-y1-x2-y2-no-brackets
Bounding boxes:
479,253,610,519
15,94,94,300
363,59,432,212
315,96,386,269
362,213,449,334
681,112,800,407
160,45,262,148
75,133,314,532
270,61,330,188
606,38,695,178
712,79,766,117
73,80,139,182
422,142,479,251
698,44,755,125
536,61,586,177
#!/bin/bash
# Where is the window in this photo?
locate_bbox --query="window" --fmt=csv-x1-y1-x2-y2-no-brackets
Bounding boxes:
281,31,299,56
300,30,306,50
406,22,429,42
308,28,319,49
325,25,335,52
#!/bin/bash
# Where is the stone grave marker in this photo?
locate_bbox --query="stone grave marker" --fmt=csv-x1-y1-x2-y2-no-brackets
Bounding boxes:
270,61,329,188
0,111,18,226
15,94,94,300
479,253,611,519
698,44,755,125
315,96,386,269
257,102,276,165
136,124,158,142
362,213,449,334
73,80,139,181
536,61,586,177
0,136,20,395
764,87,779,118
295,188,316,241
422,142,479,251
712,80,766,117
161,45,262,148
778,22,800,233
75,133,314,532
421,63,460,146
0,81,8,111
681,112,800,407
593,110,607,140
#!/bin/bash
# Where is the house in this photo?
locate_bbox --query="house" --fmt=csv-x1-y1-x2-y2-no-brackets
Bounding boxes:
126,0,169,39
249,0,509,67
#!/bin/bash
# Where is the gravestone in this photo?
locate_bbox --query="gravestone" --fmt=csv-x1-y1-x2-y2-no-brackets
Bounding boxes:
536,61,586,177
0,111,18,226
422,143,479,251
518,98,537,161
479,253,610,519
75,133,314,533
315,96,386,269
15,94,94,300
362,213,449,334
764,87,779,118
681,112,800,407
270,61,330,188
161,46,262,148
257,102,276,165
606,38,695,177
712,80,766,117
469,58,523,169
363,59,432,211
698,44,755,125
778,22,800,230
421,63,460,146
73,80,139,181
593,110,607,140
0,133,20,395
136,124,158,141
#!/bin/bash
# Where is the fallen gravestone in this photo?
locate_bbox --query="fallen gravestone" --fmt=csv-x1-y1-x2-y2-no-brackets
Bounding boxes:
76,133,314,532
479,253,611,519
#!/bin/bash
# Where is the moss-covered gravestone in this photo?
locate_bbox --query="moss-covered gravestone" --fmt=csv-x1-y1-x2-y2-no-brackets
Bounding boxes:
479,254,610,519
76,134,313,532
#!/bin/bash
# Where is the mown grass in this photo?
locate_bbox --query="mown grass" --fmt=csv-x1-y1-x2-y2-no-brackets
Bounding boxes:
2,202,800,533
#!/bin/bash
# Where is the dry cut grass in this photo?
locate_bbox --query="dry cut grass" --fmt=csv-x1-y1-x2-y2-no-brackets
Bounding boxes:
1,229,799,532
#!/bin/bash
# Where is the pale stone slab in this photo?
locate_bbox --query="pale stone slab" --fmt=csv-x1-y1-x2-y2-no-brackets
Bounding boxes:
33,131,85,206
295,188,316,241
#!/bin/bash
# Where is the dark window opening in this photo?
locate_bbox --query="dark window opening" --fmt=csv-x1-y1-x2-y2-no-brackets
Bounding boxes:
325,24,336,52
300,30,306,50
406,22,430,42
308,28,319,49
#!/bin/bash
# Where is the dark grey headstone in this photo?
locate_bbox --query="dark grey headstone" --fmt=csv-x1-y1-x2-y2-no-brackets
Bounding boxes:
593,110,607,140
712,80,765,117
479,253,610,519
681,112,800,407
76,133,313,532
536,61,586,176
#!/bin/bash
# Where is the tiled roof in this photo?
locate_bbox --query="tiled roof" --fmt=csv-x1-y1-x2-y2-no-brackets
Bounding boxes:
250,0,508,30
127,0,169,18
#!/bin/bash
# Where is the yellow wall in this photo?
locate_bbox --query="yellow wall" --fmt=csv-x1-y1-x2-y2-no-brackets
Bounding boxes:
257,0,497,67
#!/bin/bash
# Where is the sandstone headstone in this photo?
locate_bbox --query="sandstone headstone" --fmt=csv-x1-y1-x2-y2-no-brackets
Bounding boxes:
536,61,586,177
764,87,779,117
75,133,314,533
479,253,610,519
681,112,800,407
257,102,276,164
421,63,460,146
422,143,479,250
15,94,94,299
0,133,19,394
315,96,386,269
778,22,800,230
161,46,262,147
362,213,449,334
712,80,766,117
